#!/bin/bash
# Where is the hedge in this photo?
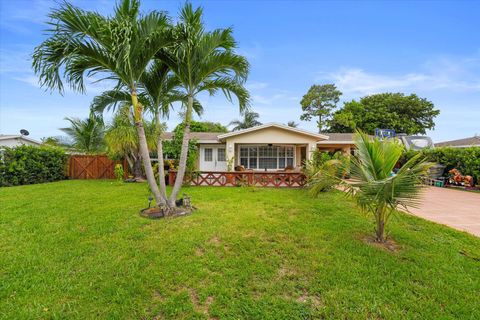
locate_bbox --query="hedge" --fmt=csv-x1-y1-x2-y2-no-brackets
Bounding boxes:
403,146,480,183
0,145,68,186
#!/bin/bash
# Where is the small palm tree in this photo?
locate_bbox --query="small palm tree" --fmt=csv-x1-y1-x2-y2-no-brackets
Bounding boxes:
103,105,158,179
60,115,104,153
161,3,250,207
346,132,431,242
287,121,299,128
32,0,172,206
229,111,261,131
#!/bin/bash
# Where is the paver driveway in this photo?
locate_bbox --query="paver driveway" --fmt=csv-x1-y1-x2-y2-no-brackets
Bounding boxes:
406,187,480,237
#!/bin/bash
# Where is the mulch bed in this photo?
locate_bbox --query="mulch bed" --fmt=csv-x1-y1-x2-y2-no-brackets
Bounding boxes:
139,206,194,219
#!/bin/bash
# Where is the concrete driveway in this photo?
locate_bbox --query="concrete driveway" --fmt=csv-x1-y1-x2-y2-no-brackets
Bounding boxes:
405,187,480,237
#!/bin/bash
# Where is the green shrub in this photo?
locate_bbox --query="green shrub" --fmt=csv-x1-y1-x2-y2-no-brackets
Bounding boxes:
401,146,480,183
114,164,124,182
0,145,68,186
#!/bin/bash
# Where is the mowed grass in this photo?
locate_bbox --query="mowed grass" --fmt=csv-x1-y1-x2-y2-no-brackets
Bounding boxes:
1,181,479,319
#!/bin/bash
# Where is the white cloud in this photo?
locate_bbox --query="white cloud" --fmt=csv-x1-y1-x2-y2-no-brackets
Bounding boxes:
317,54,480,95
246,81,269,90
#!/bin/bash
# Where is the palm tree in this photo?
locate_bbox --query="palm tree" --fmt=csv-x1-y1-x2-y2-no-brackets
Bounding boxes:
345,132,431,242
160,4,250,207
229,111,261,131
103,104,158,179
60,115,104,153
287,121,299,128
91,60,203,203
32,0,171,206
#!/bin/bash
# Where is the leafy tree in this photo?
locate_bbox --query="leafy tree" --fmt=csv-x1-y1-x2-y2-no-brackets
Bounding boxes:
328,93,440,135
60,115,105,153
162,121,227,176
229,111,261,131
32,0,172,206
161,4,250,207
41,136,73,148
300,84,342,133
287,121,299,128
345,132,431,242
193,121,228,133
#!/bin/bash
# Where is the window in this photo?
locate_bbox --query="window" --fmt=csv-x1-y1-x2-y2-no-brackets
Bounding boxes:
259,146,277,169
217,148,226,161
238,145,294,170
204,148,212,162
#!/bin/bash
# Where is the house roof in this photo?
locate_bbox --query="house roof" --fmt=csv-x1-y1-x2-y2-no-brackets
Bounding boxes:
435,136,480,147
161,132,224,143
318,133,357,144
161,126,362,145
217,123,329,140
0,134,41,145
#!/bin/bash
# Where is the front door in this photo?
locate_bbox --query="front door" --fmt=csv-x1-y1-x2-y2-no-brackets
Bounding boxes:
200,145,227,171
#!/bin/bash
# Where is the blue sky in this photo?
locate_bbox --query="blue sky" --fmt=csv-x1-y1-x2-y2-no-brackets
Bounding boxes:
1,0,479,142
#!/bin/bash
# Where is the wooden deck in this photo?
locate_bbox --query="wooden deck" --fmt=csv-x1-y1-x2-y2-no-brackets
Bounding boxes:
169,171,306,188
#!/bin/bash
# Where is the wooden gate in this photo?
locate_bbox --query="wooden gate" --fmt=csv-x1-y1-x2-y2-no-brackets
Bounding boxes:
68,155,127,179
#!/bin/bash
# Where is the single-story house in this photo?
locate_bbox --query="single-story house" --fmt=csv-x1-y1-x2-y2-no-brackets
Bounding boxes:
435,136,480,148
163,123,357,172
0,135,42,148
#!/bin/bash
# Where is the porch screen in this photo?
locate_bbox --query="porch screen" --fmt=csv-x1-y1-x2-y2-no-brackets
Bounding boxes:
239,146,294,170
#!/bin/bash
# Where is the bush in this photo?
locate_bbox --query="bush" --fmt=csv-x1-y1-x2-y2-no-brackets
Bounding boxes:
304,150,350,195
114,164,124,182
401,146,480,184
0,145,68,186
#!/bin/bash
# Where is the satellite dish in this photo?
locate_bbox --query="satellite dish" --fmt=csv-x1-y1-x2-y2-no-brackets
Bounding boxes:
20,129,30,136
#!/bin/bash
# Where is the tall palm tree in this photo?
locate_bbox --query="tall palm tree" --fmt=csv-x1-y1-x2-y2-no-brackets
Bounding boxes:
345,132,432,242
229,111,261,131
32,0,171,205
60,115,104,153
92,61,202,202
287,121,299,128
160,4,250,207
103,104,158,179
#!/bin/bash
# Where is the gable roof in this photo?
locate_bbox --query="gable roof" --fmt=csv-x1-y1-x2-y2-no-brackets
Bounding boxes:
0,134,41,145
217,123,329,140
435,136,480,147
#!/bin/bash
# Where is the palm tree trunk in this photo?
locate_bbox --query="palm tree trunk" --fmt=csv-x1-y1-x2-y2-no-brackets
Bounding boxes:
131,153,143,179
168,95,193,207
156,112,167,202
375,205,386,242
131,91,165,206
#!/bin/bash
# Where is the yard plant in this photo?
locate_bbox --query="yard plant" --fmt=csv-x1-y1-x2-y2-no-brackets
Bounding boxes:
32,0,249,212
0,145,67,186
346,132,431,242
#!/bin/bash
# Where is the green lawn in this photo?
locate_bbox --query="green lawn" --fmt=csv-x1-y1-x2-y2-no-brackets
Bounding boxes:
1,181,479,319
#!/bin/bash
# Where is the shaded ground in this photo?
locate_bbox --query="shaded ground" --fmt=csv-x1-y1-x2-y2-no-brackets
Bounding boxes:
406,186,480,237
1,181,479,319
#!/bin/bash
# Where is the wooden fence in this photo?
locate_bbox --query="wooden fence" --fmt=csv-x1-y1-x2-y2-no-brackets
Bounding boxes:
68,155,128,179
168,170,306,188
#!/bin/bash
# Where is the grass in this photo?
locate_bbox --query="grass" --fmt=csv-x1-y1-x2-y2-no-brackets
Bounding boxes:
1,180,479,319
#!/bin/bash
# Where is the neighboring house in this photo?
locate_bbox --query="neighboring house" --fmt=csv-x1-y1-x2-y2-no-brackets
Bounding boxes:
0,135,42,148
435,136,480,148
163,123,357,172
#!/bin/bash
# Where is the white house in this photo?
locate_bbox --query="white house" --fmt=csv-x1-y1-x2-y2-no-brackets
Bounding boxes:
163,123,357,172
0,135,42,148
